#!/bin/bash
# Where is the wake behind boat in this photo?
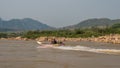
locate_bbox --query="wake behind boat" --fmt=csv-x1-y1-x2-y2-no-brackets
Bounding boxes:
36,41,120,55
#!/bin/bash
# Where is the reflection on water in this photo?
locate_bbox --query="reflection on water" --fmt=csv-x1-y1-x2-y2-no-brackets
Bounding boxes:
0,40,120,68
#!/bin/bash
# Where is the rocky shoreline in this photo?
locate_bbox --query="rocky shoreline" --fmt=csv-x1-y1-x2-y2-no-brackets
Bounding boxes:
0,34,120,44
36,34,120,44
86,34,120,44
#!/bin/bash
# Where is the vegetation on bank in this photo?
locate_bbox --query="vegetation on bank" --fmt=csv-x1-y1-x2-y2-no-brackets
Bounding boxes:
0,32,23,38
0,23,120,39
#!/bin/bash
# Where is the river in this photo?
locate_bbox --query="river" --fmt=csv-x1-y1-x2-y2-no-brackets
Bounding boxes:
0,40,120,68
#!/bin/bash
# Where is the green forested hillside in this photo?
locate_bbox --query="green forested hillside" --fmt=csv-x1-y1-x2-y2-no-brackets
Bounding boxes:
64,18,120,29
0,18,54,31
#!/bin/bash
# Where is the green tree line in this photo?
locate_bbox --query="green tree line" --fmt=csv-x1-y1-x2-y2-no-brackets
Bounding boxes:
22,23,120,39
0,23,120,39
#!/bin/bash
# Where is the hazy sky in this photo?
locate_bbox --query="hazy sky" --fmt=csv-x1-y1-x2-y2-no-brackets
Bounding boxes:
0,0,120,27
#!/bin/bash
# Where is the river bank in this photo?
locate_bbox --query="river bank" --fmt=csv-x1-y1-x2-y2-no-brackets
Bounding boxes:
36,34,120,44
1,34,120,44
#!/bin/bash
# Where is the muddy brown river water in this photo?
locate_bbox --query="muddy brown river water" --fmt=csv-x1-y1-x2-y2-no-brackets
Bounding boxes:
0,40,120,68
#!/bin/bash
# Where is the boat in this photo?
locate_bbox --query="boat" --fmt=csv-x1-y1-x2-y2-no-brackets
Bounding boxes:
37,41,64,48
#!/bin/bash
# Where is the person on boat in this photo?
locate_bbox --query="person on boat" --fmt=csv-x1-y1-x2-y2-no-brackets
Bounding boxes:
51,39,64,46
51,38,57,44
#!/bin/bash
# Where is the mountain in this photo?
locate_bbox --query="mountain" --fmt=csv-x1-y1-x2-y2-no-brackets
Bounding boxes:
64,18,120,29
0,18,54,32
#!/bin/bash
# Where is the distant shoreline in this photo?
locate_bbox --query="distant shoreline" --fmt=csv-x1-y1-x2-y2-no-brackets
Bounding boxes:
0,34,120,44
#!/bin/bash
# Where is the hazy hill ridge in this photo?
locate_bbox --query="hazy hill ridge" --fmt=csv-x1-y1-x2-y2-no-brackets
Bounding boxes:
1,18,120,32
0,18,54,31
64,18,120,29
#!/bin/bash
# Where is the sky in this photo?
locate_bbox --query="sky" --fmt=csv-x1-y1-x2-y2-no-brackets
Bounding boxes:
0,0,120,27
